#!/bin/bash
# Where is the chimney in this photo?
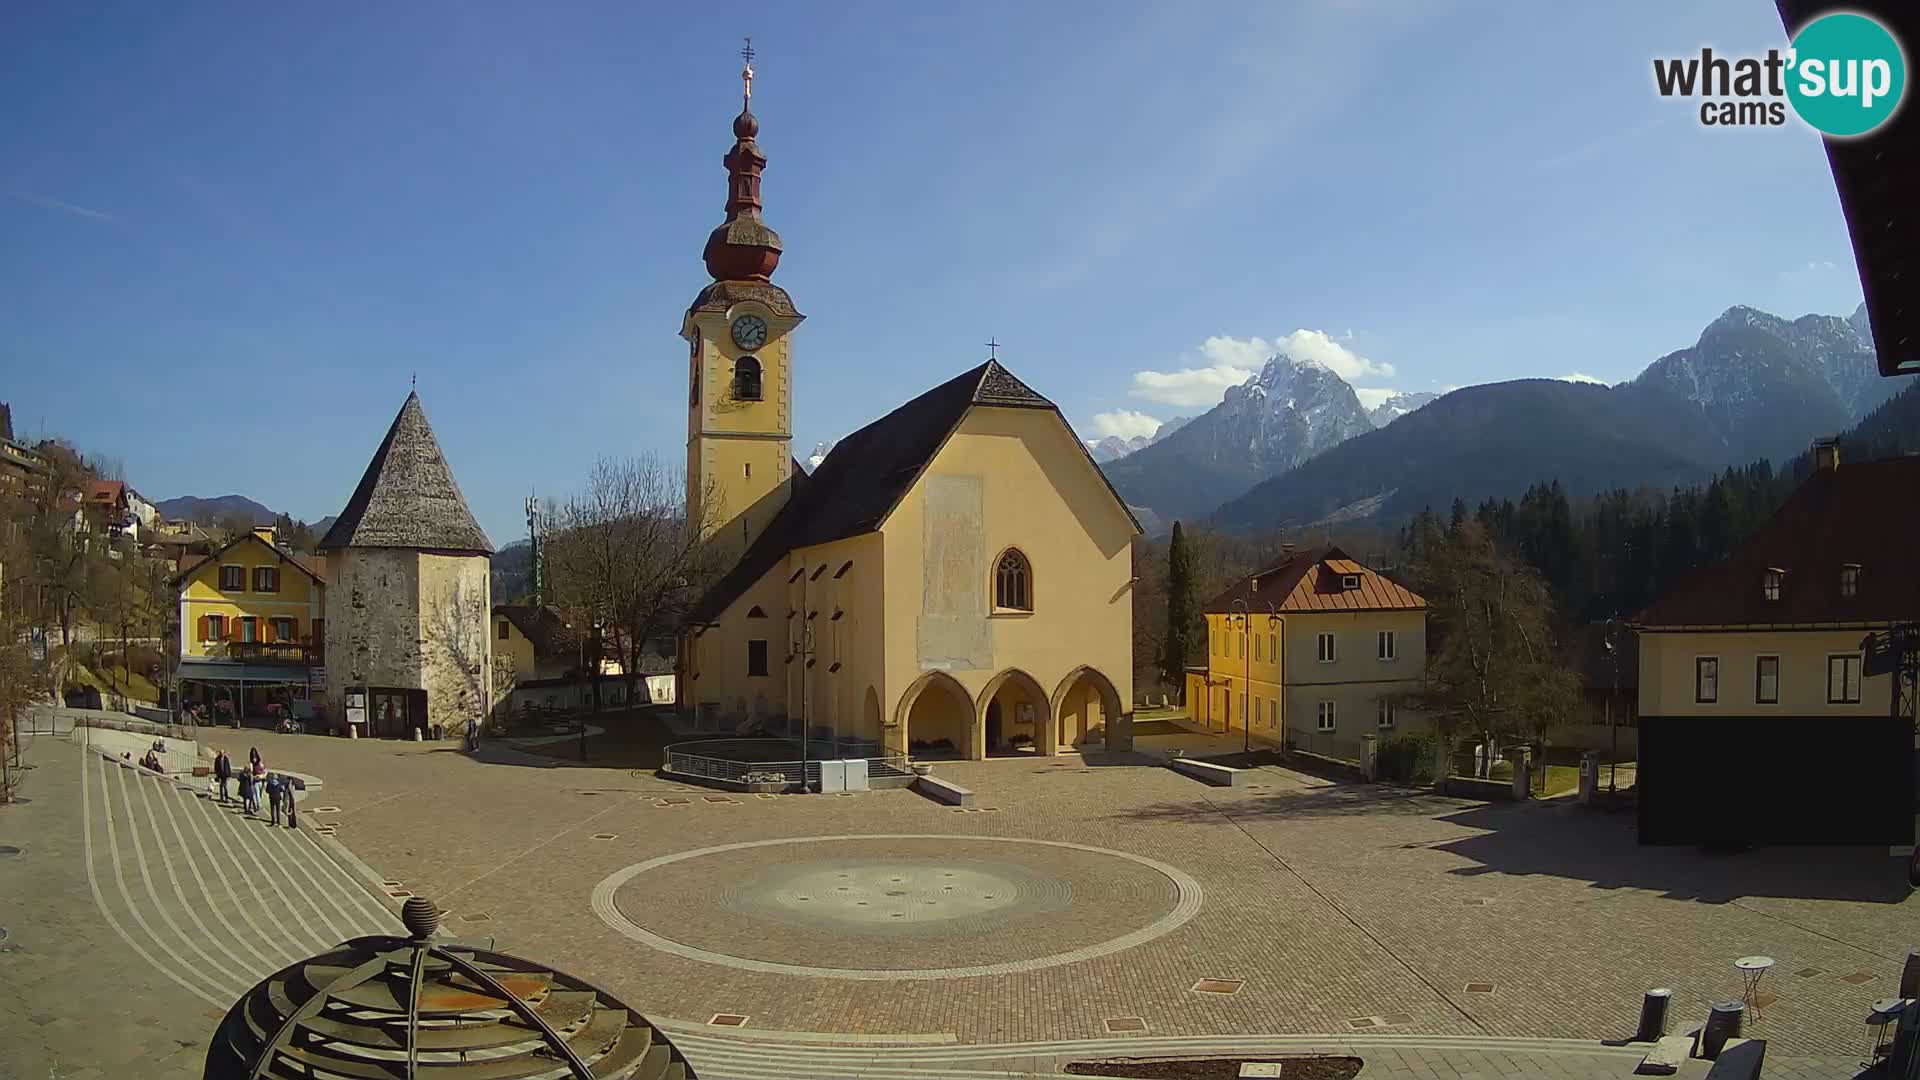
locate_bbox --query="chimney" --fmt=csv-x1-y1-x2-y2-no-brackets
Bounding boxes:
1812,437,1840,474
252,524,277,545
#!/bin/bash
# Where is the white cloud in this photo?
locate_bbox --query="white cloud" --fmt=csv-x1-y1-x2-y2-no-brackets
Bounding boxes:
1352,387,1399,410
1558,372,1607,384
1089,409,1164,440
1129,330,1394,408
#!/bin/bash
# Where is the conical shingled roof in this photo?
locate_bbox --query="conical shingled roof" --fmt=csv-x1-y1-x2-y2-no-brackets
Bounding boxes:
318,392,494,554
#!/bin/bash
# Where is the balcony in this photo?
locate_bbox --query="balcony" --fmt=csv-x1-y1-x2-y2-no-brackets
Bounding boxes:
223,641,324,667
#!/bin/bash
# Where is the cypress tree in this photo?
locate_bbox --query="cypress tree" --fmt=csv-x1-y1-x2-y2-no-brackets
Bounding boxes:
1162,522,1195,699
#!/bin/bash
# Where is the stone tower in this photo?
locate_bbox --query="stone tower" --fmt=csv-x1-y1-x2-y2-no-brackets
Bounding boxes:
317,392,494,739
681,48,804,560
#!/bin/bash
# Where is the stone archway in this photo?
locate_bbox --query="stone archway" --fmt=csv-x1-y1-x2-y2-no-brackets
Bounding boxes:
861,686,883,748
1052,666,1126,753
978,669,1051,756
895,671,974,760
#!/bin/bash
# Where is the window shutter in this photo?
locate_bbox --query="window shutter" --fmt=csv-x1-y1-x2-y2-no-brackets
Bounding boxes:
264,618,277,644
199,614,210,641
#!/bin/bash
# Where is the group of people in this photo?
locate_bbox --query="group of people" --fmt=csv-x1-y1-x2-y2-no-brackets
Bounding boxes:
211,747,298,828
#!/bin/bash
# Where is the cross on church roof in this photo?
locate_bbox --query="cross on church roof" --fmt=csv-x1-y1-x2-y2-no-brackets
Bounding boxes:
985,337,1001,360
741,36,755,100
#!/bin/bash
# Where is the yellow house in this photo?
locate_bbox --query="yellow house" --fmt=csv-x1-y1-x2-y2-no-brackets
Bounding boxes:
679,81,1138,760
174,527,327,718
1630,442,1914,846
1186,546,1427,756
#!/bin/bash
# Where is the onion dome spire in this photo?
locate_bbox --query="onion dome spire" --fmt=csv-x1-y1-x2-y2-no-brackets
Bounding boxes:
703,37,783,282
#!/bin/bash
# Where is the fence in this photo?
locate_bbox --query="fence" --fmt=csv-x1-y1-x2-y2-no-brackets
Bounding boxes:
1284,725,1365,765
663,737,914,787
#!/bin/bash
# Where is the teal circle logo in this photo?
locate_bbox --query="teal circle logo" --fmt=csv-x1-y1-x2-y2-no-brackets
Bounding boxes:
1787,12,1906,137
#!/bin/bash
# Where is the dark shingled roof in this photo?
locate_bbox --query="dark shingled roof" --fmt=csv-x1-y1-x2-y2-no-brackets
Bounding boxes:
691,360,1135,623
318,392,493,554
1777,0,1918,376
1634,454,1920,629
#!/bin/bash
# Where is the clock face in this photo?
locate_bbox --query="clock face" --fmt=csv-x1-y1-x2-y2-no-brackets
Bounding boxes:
730,314,769,350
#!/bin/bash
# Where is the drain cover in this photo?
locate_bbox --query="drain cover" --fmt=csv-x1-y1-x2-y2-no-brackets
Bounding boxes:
0,845,21,857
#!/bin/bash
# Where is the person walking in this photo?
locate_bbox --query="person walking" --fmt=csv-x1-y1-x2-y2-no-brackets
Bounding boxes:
248,747,265,782
213,749,231,804
283,777,299,830
265,773,283,826
238,768,256,815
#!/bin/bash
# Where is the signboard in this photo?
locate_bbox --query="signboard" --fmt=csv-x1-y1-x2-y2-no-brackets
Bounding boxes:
309,666,328,693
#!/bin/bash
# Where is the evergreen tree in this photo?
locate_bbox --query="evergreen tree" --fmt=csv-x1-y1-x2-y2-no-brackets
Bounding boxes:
1447,497,1468,536
1161,521,1196,699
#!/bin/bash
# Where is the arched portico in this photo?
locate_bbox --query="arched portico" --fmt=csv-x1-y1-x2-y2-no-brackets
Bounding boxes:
895,671,974,760
978,668,1051,756
1052,666,1125,753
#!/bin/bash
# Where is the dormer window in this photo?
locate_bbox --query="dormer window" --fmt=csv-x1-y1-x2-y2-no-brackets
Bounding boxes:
1761,568,1784,602
733,355,763,401
1840,564,1860,598
1340,574,1361,591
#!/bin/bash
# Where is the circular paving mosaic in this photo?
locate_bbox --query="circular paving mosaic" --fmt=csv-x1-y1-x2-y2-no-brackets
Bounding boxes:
591,834,1203,980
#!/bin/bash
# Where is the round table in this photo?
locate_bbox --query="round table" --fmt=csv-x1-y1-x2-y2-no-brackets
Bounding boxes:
1734,955,1775,1021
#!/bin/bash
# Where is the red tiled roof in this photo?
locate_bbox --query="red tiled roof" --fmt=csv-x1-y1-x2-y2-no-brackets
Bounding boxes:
1634,455,1920,628
1202,544,1426,615
85,479,124,504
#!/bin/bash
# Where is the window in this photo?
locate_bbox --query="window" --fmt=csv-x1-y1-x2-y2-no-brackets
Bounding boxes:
240,616,258,643
272,617,296,643
1237,635,1244,659
1268,698,1278,729
1761,569,1783,602
1316,701,1336,731
498,619,511,640
313,617,324,643
746,605,768,619
1377,630,1396,661
205,614,226,642
733,355,763,401
1254,635,1262,662
994,549,1032,612
1755,656,1779,705
1268,632,1276,662
1828,654,1862,704
1841,564,1860,598
1316,632,1336,663
747,639,769,677
220,565,245,592
253,566,279,593
1377,699,1395,729
1694,657,1719,703
1340,573,1361,591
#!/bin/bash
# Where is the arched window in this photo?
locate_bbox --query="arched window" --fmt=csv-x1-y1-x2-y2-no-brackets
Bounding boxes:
733,355,763,401
994,549,1032,612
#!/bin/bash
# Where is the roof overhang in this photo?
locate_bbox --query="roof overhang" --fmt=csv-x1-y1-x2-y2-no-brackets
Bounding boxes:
1776,0,1920,376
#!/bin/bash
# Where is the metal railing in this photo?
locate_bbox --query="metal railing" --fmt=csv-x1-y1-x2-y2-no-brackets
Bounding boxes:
662,737,915,785
1284,725,1365,765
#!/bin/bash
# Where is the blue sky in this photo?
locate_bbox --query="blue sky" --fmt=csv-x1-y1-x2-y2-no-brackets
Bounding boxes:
1,1,1869,543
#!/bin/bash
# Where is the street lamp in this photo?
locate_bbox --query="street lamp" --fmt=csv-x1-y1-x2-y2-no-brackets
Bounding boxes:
1603,616,1620,795
1231,599,1250,753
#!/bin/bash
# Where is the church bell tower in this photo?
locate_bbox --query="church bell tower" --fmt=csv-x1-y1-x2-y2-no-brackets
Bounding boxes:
682,40,803,559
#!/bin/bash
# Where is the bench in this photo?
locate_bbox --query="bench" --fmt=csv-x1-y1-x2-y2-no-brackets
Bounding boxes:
191,766,211,778
1170,758,1249,788
913,775,974,806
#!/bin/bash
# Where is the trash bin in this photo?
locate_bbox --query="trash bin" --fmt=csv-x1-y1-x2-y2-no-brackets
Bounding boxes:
430,723,445,741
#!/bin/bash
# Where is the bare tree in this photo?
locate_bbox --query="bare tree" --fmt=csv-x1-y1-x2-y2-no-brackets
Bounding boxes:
544,456,722,709
1404,520,1580,776
10,442,108,697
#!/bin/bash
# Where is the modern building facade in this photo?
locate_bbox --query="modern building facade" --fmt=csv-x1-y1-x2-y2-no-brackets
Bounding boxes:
679,64,1138,760
1632,441,1916,845
1187,546,1427,757
319,392,494,740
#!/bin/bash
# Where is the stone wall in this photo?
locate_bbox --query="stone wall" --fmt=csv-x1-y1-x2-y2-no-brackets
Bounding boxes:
417,552,493,736
322,549,492,736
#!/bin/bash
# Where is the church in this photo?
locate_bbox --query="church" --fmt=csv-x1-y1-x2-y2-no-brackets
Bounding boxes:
679,56,1139,760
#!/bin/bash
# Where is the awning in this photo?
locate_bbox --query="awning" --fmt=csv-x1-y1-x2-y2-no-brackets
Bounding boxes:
177,660,317,683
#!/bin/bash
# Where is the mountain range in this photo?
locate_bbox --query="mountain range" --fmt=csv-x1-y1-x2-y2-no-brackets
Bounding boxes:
1084,415,1194,463
1102,302,1909,532
152,494,334,538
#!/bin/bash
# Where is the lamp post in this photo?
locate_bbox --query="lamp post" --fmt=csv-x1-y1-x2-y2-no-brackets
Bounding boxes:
1232,599,1250,753
1603,616,1620,795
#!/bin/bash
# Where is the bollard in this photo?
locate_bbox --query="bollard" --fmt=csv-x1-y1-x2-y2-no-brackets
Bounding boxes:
1900,949,1920,998
1633,987,1672,1042
1700,1000,1744,1059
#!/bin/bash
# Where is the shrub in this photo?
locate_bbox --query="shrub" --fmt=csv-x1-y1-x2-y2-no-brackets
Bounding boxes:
1376,732,1441,785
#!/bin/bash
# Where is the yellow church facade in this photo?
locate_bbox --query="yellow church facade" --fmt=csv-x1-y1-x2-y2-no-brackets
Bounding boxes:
678,62,1137,760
